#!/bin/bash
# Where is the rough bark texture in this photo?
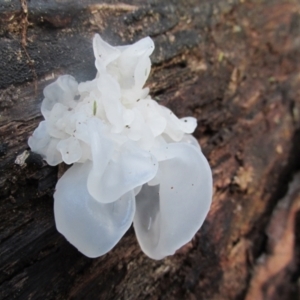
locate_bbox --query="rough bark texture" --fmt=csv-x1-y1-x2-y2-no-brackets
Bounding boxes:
1,0,300,299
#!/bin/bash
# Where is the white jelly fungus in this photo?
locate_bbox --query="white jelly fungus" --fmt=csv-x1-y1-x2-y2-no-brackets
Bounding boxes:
28,34,213,260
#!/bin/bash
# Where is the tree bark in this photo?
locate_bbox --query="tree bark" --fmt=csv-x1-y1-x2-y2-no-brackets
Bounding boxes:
1,0,300,299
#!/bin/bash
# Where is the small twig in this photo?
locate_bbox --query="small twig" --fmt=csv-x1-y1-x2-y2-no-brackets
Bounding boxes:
20,0,38,95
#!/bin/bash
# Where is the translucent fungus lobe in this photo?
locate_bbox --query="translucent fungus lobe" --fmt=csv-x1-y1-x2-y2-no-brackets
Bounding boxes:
28,34,213,260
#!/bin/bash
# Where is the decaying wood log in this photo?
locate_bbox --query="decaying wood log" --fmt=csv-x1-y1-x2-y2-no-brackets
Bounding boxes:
0,0,300,299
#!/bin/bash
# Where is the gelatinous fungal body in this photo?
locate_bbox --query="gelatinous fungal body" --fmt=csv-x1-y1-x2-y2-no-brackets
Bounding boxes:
28,34,213,260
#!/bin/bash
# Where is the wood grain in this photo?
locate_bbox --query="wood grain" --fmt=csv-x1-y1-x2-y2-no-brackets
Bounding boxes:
0,0,300,299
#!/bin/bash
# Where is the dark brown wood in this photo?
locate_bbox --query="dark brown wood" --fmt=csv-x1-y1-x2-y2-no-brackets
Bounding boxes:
1,0,300,299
